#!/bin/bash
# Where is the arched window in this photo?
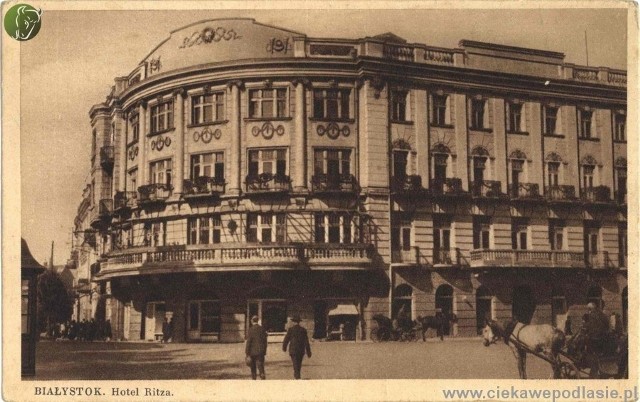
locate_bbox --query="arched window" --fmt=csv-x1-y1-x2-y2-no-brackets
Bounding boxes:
508,149,527,197
392,284,413,320
580,155,598,190
545,152,563,188
471,146,490,189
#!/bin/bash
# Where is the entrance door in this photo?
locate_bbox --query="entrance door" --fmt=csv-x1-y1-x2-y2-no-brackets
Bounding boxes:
145,302,166,341
313,300,328,339
512,286,536,324
475,286,493,335
435,285,454,335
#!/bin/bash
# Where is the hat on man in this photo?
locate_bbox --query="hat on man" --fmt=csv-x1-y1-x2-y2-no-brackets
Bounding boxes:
290,314,301,323
251,315,259,323
587,302,597,310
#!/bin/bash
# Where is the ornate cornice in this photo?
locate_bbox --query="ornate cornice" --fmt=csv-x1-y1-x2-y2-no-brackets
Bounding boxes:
368,76,386,99
172,87,187,99
292,77,311,88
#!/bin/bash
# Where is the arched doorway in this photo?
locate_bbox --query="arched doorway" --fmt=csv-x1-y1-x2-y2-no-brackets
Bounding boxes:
392,284,413,320
587,285,603,309
512,285,536,324
476,286,493,335
551,287,567,329
622,287,628,333
435,284,454,335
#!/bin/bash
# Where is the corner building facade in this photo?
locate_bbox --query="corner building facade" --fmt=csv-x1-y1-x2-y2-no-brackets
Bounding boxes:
80,19,628,342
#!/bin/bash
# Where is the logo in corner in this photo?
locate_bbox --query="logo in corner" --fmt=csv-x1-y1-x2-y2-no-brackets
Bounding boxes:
4,4,42,41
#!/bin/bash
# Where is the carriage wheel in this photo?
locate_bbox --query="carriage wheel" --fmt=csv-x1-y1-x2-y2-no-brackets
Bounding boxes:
559,362,579,379
370,328,380,342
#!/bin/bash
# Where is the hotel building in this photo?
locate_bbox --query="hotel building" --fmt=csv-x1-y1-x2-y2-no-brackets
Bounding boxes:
73,18,627,342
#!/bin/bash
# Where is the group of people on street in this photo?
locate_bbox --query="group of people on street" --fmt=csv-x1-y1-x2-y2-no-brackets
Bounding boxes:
50,318,113,341
245,314,312,380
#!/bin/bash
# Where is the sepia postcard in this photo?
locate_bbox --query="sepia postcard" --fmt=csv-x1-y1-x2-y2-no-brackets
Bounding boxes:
3,1,638,401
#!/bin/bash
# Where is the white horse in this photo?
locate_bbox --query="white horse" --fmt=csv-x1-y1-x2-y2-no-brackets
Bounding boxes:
482,319,565,379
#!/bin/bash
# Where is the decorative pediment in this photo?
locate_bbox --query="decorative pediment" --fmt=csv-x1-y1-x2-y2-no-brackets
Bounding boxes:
471,146,489,157
431,143,451,154
581,155,598,166
392,138,412,150
509,149,527,160
545,152,563,162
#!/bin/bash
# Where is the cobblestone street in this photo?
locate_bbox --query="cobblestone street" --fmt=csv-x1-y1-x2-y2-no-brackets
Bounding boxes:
32,338,551,380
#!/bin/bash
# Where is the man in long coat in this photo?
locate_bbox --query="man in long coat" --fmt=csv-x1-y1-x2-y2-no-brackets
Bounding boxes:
245,315,268,379
282,315,312,379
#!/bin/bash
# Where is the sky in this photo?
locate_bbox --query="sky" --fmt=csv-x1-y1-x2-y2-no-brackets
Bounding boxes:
19,6,628,266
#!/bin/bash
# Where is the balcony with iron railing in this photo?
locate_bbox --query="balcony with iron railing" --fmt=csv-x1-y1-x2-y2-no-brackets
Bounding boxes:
430,178,466,197
545,185,577,202
470,180,503,198
138,183,173,203
245,173,291,194
470,249,585,269
510,183,541,200
100,146,114,171
390,175,425,194
433,248,461,266
183,177,226,198
311,174,358,194
114,191,138,211
99,243,374,278
580,186,612,204
391,246,420,265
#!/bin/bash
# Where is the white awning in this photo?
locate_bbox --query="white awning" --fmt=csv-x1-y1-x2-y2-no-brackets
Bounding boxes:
328,304,359,316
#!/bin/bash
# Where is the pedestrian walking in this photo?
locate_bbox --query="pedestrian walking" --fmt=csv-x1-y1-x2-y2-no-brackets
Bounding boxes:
282,315,311,380
245,315,268,380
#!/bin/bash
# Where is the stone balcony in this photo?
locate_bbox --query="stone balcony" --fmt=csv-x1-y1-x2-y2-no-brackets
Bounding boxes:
470,249,590,269
98,243,374,279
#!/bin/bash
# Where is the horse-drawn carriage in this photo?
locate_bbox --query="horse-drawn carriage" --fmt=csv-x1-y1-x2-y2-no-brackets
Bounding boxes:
482,319,628,379
370,314,419,342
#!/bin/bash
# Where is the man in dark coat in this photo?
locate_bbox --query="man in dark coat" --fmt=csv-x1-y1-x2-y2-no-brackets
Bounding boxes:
282,315,312,380
245,315,268,380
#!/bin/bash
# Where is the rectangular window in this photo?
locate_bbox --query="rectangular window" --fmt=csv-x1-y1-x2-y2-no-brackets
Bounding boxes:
391,216,412,252
391,90,408,121
614,113,626,142
473,216,491,250
143,221,165,247
192,93,225,124
129,113,139,143
544,106,559,135
313,88,351,119
150,101,174,134
248,148,287,176
246,213,286,243
582,165,595,189
547,162,560,186
191,152,224,180
393,150,408,178
127,169,138,192
249,88,287,118
507,102,524,132
431,94,450,126
313,149,351,176
314,212,355,244
470,99,487,130
433,216,451,250
579,110,593,138
584,225,599,256
549,220,565,250
511,219,528,250
150,159,172,186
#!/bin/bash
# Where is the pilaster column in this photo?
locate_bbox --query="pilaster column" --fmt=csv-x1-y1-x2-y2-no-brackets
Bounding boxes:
138,101,148,186
293,79,309,191
173,88,186,195
116,110,126,193
227,81,243,195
